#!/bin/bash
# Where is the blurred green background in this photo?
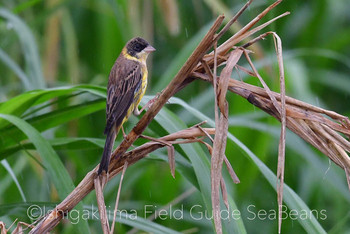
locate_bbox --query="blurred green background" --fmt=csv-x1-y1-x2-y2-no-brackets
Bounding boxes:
0,0,350,233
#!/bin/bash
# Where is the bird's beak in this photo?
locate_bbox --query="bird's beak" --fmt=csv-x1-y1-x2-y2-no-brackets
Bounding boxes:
144,45,156,53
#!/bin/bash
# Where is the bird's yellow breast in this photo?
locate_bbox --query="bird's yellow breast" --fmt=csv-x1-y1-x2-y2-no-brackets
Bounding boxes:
122,63,148,126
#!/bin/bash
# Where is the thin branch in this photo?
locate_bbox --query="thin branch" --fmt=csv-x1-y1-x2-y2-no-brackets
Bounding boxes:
215,0,254,41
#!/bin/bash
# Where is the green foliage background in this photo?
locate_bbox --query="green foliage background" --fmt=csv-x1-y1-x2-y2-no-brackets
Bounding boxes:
0,0,350,233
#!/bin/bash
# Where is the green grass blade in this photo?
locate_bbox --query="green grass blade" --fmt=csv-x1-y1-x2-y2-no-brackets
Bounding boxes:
0,99,105,157
12,0,43,14
0,114,90,233
113,211,181,234
0,8,45,89
1,160,27,202
0,137,105,157
0,85,105,128
0,48,31,90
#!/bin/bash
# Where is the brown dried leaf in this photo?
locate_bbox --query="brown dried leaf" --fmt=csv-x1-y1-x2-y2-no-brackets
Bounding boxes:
236,64,257,77
220,177,229,209
244,50,281,115
211,102,229,234
200,139,239,184
272,33,286,234
167,145,176,178
218,49,243,116
200,140,213,153
224,157,240,184
94,174,110,234
345,168,350,192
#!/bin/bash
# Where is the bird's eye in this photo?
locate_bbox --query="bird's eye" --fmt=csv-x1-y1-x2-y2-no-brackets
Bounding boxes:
135,44,142,51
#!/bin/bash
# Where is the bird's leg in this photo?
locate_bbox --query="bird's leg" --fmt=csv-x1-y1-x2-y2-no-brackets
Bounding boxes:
121,125,137,148
121,125,127,138
133,107,142,116
133,94,160,116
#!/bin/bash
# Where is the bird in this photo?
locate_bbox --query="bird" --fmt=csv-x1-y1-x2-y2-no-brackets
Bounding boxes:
98,37,155,175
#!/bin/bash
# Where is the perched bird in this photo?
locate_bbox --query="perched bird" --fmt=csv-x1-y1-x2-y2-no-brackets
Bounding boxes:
98,37,155,175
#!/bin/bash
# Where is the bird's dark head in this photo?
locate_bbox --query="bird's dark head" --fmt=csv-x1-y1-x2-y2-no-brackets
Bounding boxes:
125,37,156,59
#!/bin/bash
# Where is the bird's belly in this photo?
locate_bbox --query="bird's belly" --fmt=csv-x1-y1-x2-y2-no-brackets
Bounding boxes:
122,69,148,125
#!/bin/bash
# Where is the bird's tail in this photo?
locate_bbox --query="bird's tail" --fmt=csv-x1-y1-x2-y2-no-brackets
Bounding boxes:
98,129,117,175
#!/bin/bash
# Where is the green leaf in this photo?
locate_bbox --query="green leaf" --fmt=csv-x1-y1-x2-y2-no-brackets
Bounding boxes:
0,99,105,153
0,48,31,90
1,160,26,202
0,85,105,129
0,137,105,159
0,114,90,233
0,8,45,89
114,211,181,234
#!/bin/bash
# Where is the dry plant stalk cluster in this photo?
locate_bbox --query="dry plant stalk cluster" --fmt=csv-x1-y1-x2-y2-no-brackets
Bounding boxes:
3,0,346,233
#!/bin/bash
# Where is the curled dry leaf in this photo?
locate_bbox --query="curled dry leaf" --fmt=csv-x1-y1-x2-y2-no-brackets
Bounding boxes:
220,177,229,209
94,176,110,234
167,145,176,178
200,139,240,184
271,32,286,234
211,103,229,234
217,49,243,117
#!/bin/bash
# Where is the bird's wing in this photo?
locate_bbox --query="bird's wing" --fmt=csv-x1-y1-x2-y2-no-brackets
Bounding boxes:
104,59,142,134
